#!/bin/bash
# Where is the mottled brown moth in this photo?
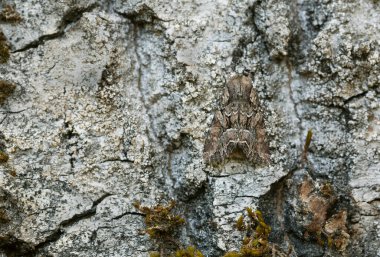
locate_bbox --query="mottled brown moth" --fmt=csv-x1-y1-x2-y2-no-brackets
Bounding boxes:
203,74,269,165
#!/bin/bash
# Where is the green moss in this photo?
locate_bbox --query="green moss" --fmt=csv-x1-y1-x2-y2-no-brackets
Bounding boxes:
137,202,281,256
149,252,161,257
236,215,245,231
0,5,22,23
223,208,272,257
0,80,16,104
0,31,10,64
0,209,9,223
172,246,204,257
0,150,9,163
302,129,313,162
222,252,241,257
0,5,22,64
135,200,206,256
321,183,334,197
134,200,185,241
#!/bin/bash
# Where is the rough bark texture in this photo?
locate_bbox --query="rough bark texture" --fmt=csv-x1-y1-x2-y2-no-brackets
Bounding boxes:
0,0,379,256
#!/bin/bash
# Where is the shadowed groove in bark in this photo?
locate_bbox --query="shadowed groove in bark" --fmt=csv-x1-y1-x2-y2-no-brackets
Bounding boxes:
13,3,98,53
32,194,113,255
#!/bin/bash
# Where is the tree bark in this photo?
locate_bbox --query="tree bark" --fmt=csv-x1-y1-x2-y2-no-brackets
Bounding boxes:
0,0,379,256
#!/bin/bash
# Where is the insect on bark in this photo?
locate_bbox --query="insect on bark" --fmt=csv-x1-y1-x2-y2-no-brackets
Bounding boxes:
203,74,269,165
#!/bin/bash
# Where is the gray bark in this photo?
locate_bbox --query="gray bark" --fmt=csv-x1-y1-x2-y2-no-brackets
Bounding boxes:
0,0,379,256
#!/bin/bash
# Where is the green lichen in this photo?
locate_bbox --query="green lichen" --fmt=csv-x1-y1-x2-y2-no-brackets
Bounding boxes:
0,31,10,64
0,80,16,104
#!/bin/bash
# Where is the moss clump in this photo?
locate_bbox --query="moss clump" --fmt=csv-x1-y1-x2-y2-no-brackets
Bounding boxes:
135,200,206,257
0,80,16,104
222,252,240,257
0,5,22,23
223,208,272,257
0,5,22,64
150,246,205,257
134,200,187,256
137,202,284,256
149,252,161,257
0,150,9,163
0,31,10,64
8,168,16,177
0,209,9,223
134,200,185,241
320,183,334,197
171,246,205,257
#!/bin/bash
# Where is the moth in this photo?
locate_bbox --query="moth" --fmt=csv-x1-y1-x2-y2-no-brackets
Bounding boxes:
203,74,269,165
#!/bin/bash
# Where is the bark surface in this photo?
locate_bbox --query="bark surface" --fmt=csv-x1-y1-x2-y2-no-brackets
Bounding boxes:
0,0,379,256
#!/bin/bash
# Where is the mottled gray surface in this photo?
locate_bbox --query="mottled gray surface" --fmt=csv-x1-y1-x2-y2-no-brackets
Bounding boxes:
0,0,379,256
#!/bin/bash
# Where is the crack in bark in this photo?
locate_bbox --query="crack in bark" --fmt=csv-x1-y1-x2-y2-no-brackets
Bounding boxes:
0,235,35,257
343,91,369,105
208,174,231,178
114,6,172,25
12,31,64,53
90,210,145,244
235,195,255,198
12,4,98,53
208,171,258,179
112,211,145,220
367,198,380,204
62,120,77,170
116,8,164,143
44,61,58,75
100,158,134,164
27,193,112,256
0,108,28,125
0,108,28,114
61,85,77,171
0,115,6,125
